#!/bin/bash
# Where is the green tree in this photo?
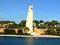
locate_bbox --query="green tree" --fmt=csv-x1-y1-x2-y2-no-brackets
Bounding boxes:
17,26,29,35
50,20,59,27
44,21,50,28
46,28,55,35
17,30,23,35
39,20,44,23
19,20,26,27
56,27,60,36
22,27,29,35
4,28,16,34
33,20,39,24
0,21,15,24
33,20,39,28
8,23,18,28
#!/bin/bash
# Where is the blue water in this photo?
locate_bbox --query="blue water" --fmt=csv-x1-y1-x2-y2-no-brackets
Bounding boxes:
0,37,60,45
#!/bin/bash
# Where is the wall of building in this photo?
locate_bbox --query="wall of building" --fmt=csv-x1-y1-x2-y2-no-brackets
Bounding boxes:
34,27,47,35
0,28,5,33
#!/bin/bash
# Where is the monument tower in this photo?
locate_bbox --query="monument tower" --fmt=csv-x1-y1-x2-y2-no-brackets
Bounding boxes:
26,5,33,34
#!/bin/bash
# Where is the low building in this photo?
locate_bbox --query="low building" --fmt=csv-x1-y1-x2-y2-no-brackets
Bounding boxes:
0,28,5,33
34,27,47,35
0,21,18,34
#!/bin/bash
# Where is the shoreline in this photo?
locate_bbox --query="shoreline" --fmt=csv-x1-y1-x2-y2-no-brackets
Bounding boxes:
0,34,60,38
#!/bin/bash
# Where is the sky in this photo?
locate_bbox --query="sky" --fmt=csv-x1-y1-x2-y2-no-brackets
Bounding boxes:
0,0,60,23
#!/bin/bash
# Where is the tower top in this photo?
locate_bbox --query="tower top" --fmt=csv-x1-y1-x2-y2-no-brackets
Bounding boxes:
29,5,33,10
29,5,33,8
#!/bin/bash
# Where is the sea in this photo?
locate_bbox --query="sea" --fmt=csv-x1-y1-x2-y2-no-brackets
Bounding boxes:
0,36,60,45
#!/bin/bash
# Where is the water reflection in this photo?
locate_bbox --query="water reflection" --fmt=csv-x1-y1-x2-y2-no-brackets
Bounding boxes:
26,37,33,45
0,37,60,45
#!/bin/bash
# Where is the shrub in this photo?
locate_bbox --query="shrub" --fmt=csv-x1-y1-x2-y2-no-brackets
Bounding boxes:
4,28,16,34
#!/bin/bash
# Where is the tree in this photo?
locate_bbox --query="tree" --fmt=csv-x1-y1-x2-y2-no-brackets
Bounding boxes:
22,27,29,34
8,23,18,28
39,20,44,23
46,28,55,35
0,21,15,24
33,20,39,24
39,20,44,26
4,28,16,34
44,21,51,28
19,20,26,27
56,27,60,32
56,27,60,36
17,26,29,35
39,20,45,28
33,20,39,28
17,30,23,35
50,20,59,27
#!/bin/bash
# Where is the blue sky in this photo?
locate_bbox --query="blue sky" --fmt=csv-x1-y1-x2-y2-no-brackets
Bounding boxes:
0,0,60,23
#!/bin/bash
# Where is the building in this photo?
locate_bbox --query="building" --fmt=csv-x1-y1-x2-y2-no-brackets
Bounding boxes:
26,5,33,34
0,21,18,33
34,27,47,35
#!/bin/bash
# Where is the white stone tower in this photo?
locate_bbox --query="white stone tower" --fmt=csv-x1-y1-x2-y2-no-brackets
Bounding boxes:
26,5,33,34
